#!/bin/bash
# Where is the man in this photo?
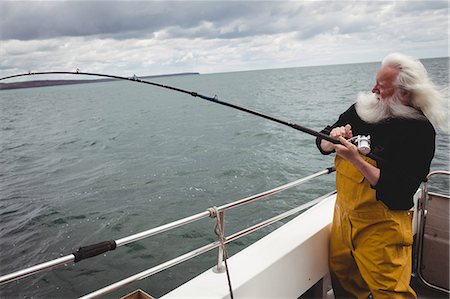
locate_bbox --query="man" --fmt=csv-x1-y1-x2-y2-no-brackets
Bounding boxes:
316,53,447,299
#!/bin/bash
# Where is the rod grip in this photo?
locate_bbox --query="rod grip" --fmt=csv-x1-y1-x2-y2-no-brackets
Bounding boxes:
73,240,117,263
290,123,340,144
326,166,336,173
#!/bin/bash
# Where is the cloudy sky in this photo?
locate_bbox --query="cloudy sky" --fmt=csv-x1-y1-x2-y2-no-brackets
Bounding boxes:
0,1,448,78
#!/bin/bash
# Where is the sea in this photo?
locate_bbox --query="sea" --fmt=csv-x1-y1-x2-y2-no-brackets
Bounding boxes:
1,58,448,298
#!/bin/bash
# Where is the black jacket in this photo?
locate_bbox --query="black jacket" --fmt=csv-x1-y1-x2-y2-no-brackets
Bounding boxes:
316,104,435,210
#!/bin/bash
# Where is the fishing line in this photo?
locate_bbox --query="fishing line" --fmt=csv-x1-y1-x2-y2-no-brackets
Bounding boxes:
0,71,376,158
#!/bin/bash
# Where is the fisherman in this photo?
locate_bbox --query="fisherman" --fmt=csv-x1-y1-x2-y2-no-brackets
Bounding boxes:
316,53,447,299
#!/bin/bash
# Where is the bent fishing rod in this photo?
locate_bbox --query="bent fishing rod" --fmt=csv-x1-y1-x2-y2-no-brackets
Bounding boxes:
0,71,373,156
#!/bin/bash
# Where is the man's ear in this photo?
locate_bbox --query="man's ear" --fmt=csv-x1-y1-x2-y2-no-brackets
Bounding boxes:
399,89,412,105
400,89,410,97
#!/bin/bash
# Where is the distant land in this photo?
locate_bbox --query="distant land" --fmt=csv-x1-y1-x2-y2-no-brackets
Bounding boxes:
0,72,200,90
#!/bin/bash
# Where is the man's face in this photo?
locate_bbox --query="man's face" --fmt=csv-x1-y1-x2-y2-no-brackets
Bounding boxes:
371,66,399,101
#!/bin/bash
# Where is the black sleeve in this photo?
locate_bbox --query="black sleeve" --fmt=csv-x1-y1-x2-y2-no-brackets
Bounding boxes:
315,104,356,155
373,122,435,210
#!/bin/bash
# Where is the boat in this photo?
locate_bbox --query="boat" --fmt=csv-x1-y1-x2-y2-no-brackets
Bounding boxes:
1,168,448,298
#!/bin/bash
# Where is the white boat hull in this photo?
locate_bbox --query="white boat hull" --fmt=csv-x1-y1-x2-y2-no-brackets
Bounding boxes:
162,189,422,299
162,194,336,299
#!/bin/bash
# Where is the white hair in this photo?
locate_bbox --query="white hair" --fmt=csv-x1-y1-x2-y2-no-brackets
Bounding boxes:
382,53,448,131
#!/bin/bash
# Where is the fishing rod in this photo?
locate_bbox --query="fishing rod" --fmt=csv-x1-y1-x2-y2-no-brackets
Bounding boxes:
0,71,372,155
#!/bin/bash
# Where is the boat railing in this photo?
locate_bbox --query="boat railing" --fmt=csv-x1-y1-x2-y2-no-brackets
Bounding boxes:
0,167,336,298
414,170,450,294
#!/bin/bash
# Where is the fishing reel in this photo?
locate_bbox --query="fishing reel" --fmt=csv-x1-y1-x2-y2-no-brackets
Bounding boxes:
348,135,371,155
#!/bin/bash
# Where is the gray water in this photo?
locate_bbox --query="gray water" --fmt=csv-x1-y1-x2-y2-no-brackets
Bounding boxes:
1,58,448,298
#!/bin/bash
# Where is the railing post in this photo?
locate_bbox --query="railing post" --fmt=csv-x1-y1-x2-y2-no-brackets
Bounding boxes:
214,211,226,273
414,181,427,273
414,171,450,294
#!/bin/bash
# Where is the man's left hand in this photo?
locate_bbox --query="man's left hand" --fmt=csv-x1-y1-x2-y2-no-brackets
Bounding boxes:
333,136,361,162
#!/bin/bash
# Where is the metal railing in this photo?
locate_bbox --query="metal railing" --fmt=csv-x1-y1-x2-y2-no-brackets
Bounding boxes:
414,170,450,294
0,167,335,298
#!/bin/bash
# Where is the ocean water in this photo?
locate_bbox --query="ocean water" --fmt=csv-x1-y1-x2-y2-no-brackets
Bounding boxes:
0,58,448,298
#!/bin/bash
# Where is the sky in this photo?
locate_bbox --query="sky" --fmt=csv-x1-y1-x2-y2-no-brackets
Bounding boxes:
0,0,448,78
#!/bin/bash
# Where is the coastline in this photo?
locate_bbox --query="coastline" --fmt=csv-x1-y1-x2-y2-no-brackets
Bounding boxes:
0,72,200,90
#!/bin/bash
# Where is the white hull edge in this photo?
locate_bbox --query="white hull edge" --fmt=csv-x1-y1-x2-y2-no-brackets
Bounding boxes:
162,189,421,299
162,194,337,299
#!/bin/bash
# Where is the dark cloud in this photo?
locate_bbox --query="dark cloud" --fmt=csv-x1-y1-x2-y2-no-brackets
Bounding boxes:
396,0,448,13
1,1,272,40
0,1,396,41
1,2,163,40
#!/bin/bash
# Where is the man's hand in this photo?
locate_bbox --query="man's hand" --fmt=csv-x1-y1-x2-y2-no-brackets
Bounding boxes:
331,124,353,140
334,136,381,186
320,124,380,185
334,136,360,162
320,124,353,152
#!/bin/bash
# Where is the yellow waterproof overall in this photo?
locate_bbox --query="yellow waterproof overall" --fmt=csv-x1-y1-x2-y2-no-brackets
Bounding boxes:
329,155,417,299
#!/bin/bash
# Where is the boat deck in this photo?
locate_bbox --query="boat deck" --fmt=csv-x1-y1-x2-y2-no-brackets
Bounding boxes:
300,274,449,299
412,276,449,299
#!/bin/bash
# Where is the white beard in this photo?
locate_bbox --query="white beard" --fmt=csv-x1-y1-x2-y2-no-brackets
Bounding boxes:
355,91,425,124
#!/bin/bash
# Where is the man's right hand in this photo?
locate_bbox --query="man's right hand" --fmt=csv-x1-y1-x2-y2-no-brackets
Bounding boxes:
320,124,353,152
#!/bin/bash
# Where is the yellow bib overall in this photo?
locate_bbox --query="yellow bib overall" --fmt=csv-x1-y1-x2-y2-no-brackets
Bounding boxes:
329,155,416,299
